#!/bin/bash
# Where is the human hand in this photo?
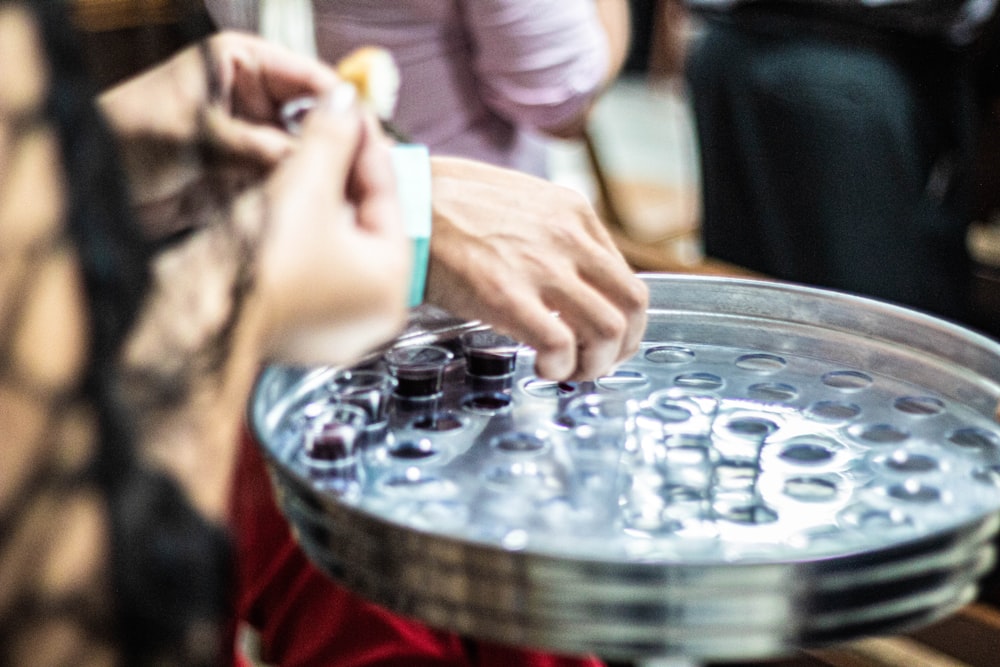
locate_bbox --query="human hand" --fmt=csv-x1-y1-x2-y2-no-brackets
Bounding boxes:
99,31,339,239
425,157,648,382
122,85,409,517
256,85,411,366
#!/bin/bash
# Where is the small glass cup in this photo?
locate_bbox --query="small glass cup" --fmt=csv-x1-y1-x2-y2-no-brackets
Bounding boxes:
328,369,397,447
660,433,715,491
561,393,639,450
300,403,368,498
646,388,719,438
564,394,639,525
460,329,520,378
384,344,454,400
569,422,624,526
710,459,769,524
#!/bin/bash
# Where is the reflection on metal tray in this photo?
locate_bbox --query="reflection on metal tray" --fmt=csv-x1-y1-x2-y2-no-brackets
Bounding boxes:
250,274,1000,662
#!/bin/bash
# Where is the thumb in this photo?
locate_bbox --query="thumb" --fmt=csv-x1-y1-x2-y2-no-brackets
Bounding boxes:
290,83,363,195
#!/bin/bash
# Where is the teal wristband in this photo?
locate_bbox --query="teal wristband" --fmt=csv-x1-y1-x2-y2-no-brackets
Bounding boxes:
390,143,432,307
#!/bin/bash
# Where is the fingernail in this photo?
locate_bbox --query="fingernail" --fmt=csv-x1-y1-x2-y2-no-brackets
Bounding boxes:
280,96,317,135
322,82,357,114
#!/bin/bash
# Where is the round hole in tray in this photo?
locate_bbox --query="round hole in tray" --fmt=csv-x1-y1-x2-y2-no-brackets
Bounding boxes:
410,411,465,433
779,440,837,465
806,400,862,422
644,345,696,364
880,451,940,474
972,465,1000,487
852,423,909,445
520,378,579,399
735,353,787,373
893,396,946,417
461,392,513,415
886,481,942,504
821,370,874,391
747,382,799,402
596,370,650,392
674,372,724,391
388,437,438,460
491,431,549,454
783,476,840,502
720,415,779,439
947,427,1000,454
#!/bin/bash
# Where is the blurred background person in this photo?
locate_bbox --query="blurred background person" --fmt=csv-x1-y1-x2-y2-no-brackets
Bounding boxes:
684,0,999,332
205,0,631,176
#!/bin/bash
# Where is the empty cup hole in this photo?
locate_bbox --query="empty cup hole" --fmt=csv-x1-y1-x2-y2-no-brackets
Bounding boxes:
410,412,465,433
674,372,724,391
521,378,578,399
461,392,513,414
596,370,649,392
821,370,873,391
780,441,835,464
887,481,941,503
854,423,909,444
722,416,779,439
748,382,799,402
883,451,939,473
735,353,787,372
491,432,548,454
972,465,1000,487
806,401,862,422
948,427,1000,453
645,345,696,364
893,396,946,416
389,438,438,460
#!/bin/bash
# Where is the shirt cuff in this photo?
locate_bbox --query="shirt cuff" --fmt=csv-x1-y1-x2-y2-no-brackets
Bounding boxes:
390,143,432,307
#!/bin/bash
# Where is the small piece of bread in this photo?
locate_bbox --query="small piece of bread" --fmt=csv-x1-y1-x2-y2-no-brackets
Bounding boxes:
336,46,400,121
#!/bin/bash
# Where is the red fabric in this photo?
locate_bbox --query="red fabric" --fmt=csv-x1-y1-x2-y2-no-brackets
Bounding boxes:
229,426,605,667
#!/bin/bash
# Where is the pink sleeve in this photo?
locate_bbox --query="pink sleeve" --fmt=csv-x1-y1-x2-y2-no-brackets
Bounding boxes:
463,0,611,131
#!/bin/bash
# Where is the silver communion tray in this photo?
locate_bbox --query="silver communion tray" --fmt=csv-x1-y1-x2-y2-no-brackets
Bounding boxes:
250,274,1000,662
